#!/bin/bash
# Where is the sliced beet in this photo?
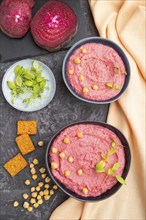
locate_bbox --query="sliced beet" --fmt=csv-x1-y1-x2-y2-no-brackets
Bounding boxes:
31,0,77,51
0,0,34,38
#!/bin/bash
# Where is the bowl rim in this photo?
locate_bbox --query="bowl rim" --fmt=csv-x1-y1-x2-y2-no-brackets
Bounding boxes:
45,120,131,202
2,58,56,112
62,36,131,104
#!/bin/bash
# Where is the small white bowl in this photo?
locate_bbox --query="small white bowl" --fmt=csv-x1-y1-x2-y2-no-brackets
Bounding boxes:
2,59,56,112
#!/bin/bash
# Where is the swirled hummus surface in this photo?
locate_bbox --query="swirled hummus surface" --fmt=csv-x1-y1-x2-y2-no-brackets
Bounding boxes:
50,124,125,197
67,43,126,101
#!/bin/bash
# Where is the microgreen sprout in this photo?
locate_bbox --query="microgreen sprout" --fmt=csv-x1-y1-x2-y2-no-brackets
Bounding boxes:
95,160,105,173
95,145,126,185
7,60,48,106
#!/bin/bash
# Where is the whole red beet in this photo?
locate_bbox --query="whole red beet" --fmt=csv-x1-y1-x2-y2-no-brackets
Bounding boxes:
31,0,77,51
0,0,35,38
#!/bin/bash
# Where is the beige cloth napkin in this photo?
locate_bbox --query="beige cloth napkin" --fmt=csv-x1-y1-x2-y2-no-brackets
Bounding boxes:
50,0,146,219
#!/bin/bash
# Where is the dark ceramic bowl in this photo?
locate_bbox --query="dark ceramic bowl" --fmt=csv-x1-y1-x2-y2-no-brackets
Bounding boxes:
62,37,131,104
45,121,131,202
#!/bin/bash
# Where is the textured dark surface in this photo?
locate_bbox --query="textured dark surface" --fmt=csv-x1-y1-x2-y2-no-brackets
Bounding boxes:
0,0,109,220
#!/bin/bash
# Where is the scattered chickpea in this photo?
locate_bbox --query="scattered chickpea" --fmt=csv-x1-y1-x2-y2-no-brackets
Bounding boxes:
52,147,58,154
31,187,35,192
44,189,49,195
32,174,38,180
27,206,33,212
77,131,83,138
81,48,87,54
44,195,50,201
30,168,36,175
37,195,41,200
36,186,40,192
13,201,19,207
38,141,44,147
23,202,29,209
78,75,84,81
45,177,51,183
51,162,57,169
44,184,49,189
41,174,47,179
92,85,98,90
34,203,39,208
33,159,39,165
25,179,30,185
38,182,44,187
30,198,36,204
77,169,83,176
38,199,43,205
63,137,70,144
39,167,46,173
23,193,29,200
39,191,44,196
30,163,34,168
31,192,37,198
82,87,89,93
74,57,81,64
32,159,39,165
50,190,54,195
53,185,58,190
68,69,74,75
64,170,70,177
68,156,74,163
82,187,88,195
59,152,65,158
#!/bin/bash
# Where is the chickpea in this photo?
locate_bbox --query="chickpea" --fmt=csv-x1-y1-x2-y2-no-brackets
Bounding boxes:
64,170,70,177
74,57,81,64
68,69,74,75
82,187,88,195
68,156,74,163
13,201,19,207
51,162,57,169
63,138,70,144
82,87,89,93
52,147,57,153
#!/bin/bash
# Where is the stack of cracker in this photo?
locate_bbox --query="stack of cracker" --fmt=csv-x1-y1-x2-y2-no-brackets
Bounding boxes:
4,120,37,177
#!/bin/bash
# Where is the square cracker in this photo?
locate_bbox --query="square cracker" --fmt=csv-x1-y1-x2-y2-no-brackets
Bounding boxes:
17,120,37,135
16,134,35,155
4,153,28,177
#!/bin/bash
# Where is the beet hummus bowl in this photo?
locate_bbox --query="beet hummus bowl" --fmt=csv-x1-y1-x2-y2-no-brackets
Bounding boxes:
46,121,131,202
62,37,130,104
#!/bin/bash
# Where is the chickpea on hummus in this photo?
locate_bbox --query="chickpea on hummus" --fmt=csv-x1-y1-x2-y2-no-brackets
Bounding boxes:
67,43,126,101
50,124,125,197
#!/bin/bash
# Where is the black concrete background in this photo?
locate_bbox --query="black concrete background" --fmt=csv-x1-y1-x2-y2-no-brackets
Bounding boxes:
0,0,109,219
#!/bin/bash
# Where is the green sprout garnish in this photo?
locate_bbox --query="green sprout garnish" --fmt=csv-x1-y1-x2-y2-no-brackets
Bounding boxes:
95,144,126,185
114,65,120,74
116,175,126,185
7,60,48,106
95,160,105,173
111,141,116,147
108,147,117,156
105,82,113,88
101,153,109,162
112,162,120,171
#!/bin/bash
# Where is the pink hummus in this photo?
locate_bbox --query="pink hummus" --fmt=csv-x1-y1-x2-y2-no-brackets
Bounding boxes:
67,43,126,101
50,124,125,197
